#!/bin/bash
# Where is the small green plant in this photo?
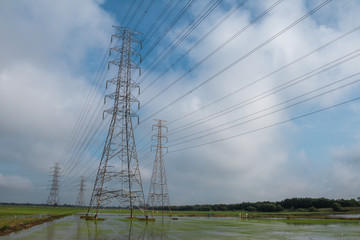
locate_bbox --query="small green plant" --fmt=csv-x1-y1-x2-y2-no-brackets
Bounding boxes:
332,203,342,212
0,225,10,231
309,206,317,212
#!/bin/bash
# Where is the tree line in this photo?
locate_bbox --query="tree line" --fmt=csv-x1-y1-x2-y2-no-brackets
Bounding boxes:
169,197,360,212
2,197,359,212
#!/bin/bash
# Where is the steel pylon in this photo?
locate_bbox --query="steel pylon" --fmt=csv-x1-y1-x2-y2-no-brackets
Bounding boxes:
148,119,172,217
87,26,146,219
75,176,86,207
46,162,60,206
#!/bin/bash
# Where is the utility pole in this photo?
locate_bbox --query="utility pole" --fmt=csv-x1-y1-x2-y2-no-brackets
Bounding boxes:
46,162,60,206
148,119,172,217
87,26,146,219
75,176,86,207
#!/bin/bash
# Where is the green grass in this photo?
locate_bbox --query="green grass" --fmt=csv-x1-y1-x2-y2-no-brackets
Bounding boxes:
0,205,85,217
0,205,86,236
281,218,360,225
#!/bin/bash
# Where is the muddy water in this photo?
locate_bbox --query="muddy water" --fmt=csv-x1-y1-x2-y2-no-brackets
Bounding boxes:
1,213,359,239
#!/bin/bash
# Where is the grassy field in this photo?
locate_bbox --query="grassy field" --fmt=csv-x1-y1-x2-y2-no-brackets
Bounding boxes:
0,205,86,236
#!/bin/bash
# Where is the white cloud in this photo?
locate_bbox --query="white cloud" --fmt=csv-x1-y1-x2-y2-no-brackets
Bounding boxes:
0,173,33,190
0,0,114,202
328,145,360,193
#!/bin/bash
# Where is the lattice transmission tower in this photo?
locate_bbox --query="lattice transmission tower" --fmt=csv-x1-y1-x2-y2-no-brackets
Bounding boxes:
46,162,60,206
148,120,172,217
75,176,86,207
87,26,147,219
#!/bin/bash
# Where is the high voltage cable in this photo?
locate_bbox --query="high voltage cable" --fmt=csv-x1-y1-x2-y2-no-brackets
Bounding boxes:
67,141,105,186
133,0,155,30
140,0,284,108
59,54,109,170
137,0,224,85
61,101,108,173
169,72,360,143
169,95,360,153
140,0,248,92
61,115,110,180
58,53,108,168
139,0,186,51
60,95,111,173
166,25,360,126
59,43,116,175
168,73,360,146
120,0,138,25
141,0,176,45
141,0,196,62
136,129,153,145
138,139,153,154
60,40,125,175
126,0,145,27
168,49,360,135
140,0,333,123
58,44,110,168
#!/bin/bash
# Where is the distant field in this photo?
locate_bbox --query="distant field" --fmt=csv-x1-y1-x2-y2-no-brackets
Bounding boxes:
0,205,85,217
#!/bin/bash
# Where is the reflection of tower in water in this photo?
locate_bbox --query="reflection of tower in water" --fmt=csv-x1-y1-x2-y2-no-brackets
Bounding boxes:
145,218,171,240
46,221,55,240
127,220,147,240
86,218,99,239
75,215,81,240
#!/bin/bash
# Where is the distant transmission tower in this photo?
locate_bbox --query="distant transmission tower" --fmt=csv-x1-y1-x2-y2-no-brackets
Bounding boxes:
46,162,60,206
87,26,147,219
148,119,172,217
75,176,86,207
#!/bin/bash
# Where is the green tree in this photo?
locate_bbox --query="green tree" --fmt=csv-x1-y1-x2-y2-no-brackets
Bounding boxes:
332,203,342,212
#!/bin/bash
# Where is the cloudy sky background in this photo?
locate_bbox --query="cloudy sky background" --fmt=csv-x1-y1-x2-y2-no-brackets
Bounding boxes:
1,0,360,205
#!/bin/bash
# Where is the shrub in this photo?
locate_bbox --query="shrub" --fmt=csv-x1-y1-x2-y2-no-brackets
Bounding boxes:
332,203,342,212
0,225,10,231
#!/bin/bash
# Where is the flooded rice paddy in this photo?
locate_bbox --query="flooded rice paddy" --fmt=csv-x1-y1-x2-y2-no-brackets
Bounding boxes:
1,213,359,239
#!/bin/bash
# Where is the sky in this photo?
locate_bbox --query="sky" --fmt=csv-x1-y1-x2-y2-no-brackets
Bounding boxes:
1,0,360,206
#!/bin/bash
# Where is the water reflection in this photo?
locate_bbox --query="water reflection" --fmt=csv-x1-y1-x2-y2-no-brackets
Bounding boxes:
80,215,171,240
3,214,359,239
144,218,171,240
85,218,99,239
75,215,81,240
46,221,54,240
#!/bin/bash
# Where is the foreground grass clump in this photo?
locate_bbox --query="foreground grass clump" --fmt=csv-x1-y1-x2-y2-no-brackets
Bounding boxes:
0,214,69,236
0,205,86,236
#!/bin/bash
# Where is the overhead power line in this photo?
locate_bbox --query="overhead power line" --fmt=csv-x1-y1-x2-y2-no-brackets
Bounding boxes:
168,49,360,135
140,0,333,123
169,94,360,153
137,0,224,85
140,0,249,92
141,0,195,62
140,0,284,108
166,24,360,126
168,73,360,146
